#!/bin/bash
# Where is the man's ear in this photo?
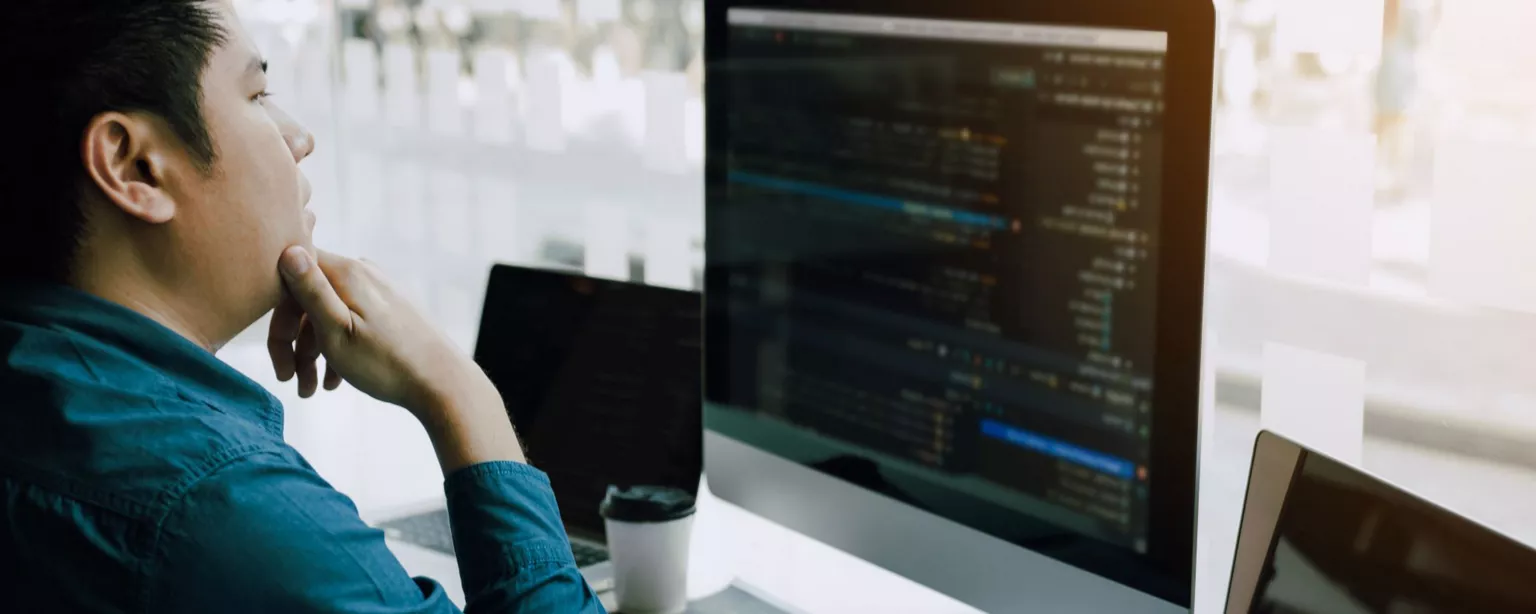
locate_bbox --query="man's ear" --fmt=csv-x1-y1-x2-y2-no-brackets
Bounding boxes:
80,112,183,225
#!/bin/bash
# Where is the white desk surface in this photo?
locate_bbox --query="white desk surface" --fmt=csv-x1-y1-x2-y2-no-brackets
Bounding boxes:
224,345,1235,614
373,477,983,614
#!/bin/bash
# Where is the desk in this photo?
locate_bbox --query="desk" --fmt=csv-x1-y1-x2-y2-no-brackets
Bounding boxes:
223,345,1237,614
371,477,979,613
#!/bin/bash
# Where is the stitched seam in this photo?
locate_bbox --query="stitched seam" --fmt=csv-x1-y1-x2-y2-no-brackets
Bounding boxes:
138,443,285,614
0,459,156,520
462,540,576,601
501,540,573,570
154,426,277,506
445,462,552,493
269,465,393,604
0,395,278,518
172,388,284,439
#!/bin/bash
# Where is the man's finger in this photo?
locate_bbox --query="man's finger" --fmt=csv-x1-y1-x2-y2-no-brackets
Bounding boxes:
278,246,353,336
323,363,343,391
267,293,302,382
296,318,320,398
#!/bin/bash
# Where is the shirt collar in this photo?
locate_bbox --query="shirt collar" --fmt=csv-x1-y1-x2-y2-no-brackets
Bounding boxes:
0,282,284,437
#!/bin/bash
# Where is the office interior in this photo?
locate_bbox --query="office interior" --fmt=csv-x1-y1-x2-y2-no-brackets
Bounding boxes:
217,0,1536,611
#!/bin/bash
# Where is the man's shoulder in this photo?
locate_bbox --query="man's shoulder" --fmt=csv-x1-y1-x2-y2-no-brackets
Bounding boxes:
0,376,297,523
2,414,293,517
0,314,296,518
0,417,330,614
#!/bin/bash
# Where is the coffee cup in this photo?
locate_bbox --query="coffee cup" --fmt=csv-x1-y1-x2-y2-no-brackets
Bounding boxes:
599,485,698,614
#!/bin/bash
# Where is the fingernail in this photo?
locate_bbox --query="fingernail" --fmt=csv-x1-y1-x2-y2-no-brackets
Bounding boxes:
280,247,312,277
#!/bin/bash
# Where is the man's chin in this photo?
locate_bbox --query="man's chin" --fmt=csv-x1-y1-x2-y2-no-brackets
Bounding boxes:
258,279,289,319
209,279,290,357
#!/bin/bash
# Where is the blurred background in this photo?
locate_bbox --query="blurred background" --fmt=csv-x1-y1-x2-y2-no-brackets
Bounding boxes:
224,0,1536,604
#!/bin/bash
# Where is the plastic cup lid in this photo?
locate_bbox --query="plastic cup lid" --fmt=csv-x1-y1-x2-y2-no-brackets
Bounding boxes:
599,485,697,523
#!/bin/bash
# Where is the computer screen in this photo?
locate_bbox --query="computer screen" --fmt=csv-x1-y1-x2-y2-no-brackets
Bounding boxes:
473,266,703,536
706,7,1178,595
1248,447,1536,613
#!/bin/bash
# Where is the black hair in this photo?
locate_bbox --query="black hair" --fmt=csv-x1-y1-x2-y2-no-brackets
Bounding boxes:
0,0,228,283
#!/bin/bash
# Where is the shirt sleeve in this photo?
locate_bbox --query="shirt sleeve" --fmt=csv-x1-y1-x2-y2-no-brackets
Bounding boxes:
148,450,606,614
444,461,606,613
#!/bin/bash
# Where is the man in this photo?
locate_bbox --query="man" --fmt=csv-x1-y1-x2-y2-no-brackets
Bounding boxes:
0,1,605,612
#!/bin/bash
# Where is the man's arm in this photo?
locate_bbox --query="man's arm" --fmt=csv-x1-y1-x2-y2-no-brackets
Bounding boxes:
149,449,605,614
262,246,605,612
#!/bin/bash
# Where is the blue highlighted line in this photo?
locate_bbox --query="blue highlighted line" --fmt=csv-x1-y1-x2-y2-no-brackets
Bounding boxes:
728,171,1008,230
980,419,1135,480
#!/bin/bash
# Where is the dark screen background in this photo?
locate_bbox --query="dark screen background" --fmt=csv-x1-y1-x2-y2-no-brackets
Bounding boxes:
715,21,1165,548
472,267,703,537
1252,451,1536,613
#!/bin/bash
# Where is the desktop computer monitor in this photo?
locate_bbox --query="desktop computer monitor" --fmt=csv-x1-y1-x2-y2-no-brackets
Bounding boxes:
703,1,1215,612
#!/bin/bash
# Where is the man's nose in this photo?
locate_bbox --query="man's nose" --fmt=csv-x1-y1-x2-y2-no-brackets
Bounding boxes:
286,126,316,164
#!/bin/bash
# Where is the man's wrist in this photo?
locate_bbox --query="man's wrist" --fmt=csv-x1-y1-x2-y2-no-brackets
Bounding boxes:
416,361,528,472
414,357,492,418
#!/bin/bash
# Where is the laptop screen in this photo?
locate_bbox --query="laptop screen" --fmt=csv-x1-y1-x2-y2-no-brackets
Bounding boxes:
1240,437,1536,613
472,266,703,538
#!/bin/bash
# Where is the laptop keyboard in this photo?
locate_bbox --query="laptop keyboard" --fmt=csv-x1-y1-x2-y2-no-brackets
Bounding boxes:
379,509,610,568
571,541,610,567
380,509,458,556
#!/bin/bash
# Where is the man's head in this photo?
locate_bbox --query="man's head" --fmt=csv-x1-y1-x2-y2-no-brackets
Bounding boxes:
0,0,315,347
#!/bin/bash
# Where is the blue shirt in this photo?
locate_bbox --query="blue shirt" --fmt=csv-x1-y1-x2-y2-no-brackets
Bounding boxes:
0,283,606,613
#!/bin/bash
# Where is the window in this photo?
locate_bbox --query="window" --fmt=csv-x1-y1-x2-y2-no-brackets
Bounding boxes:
235,1,1536,607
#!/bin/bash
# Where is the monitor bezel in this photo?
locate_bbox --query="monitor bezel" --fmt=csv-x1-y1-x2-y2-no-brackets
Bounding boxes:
703,0,1214,606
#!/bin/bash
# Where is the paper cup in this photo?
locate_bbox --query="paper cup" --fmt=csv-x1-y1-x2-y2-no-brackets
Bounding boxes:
600,486,698,614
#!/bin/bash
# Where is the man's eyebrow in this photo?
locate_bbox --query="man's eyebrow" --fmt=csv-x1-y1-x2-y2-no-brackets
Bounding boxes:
246,57,268,76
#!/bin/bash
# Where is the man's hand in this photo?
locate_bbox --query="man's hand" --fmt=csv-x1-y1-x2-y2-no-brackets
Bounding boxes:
268,247,453,409
268,246,525,470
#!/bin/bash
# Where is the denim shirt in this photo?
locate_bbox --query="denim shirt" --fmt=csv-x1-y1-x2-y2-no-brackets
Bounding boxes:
0,283,605,613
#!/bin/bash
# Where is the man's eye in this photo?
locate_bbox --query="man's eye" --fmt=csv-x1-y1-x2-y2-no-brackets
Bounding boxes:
253,91,273,102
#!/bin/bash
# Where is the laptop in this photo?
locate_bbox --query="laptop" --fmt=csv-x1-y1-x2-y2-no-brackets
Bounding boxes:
1225,430,1536,613
380,264,703,594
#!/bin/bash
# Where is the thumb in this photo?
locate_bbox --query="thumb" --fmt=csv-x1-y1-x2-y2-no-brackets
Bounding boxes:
279,246,354,335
